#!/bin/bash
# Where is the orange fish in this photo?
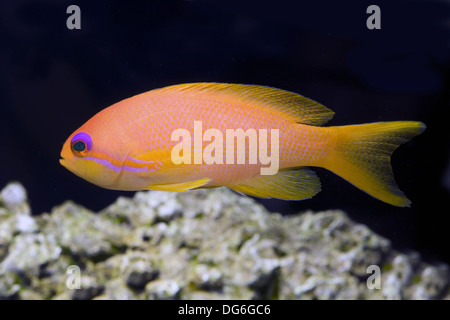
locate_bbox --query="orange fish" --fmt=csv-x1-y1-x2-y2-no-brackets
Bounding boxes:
60,83,425,206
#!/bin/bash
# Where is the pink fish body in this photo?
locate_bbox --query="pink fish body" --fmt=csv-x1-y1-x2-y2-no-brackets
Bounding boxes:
60,83,425,206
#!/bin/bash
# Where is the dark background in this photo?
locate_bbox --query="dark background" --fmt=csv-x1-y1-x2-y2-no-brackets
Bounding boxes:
1,0,449,264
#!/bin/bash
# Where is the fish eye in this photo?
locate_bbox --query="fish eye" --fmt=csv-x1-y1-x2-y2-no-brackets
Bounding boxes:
72,140,86,152
70,132,92,157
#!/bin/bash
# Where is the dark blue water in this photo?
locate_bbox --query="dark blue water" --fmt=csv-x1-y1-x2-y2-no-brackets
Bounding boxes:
1,0,449,264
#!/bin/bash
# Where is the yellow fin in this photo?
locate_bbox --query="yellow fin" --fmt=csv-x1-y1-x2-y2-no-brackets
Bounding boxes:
228,167,321,200
325,121,426,207
148,177,211,192
131,148,202,177
155,83,335,126
128,149,176,178
133,148,173,165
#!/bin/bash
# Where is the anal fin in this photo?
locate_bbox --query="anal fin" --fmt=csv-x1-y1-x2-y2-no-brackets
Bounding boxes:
228,167,321,200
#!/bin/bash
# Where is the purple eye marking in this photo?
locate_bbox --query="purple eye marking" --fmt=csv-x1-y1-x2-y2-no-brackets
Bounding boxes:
85,157,121,172
71,132,92,151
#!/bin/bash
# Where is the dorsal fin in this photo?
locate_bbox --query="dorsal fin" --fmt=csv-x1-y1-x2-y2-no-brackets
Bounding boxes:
155,83,335,126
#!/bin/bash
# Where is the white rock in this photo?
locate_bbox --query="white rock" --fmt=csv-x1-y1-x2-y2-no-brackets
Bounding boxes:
0,182,27,210
15,214,37,233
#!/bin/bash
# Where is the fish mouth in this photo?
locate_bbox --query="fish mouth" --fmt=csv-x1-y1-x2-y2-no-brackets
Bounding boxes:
59,157,67,168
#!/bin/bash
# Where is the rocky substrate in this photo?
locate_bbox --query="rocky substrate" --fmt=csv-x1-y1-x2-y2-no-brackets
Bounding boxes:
0,182,448,300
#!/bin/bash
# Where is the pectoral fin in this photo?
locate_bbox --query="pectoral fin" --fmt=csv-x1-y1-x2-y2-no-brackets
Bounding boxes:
130,148,203,177
147,177,211,192
132,149,174,167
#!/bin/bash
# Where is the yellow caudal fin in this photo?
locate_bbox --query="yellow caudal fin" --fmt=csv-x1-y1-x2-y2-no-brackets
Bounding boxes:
325,121,426,207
